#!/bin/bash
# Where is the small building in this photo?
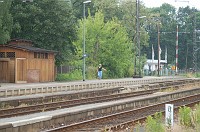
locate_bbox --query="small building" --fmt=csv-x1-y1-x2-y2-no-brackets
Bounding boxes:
143,46,168,75
144,59,167,72
0,39,57,83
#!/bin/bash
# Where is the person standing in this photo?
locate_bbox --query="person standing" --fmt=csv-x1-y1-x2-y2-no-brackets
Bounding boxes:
97,64,106,79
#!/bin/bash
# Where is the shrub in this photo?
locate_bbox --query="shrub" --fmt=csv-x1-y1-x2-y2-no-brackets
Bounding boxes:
56,69,82,81
193,103,200,129
195,73,200,78
86,66,98,79
145,112,165,132
178,106,192,127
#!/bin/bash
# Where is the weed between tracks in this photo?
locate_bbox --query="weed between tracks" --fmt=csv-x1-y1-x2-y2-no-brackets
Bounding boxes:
0,102,13,109
108,103,200,132
136,103,200,132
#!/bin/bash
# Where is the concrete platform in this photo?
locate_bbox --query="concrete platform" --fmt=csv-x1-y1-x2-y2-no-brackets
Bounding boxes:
0,76,185,98
0,85,200,132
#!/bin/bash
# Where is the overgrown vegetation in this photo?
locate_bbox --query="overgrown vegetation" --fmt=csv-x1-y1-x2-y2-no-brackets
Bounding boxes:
143,104,200,131
178,106,193,127
1,0,200,80
145,112,165,132
185,72,200,78
56,69,82,81
193,103,200,130
178,104,200,130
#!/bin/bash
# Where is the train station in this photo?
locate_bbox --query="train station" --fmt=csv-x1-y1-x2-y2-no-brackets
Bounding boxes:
1,0,200,132
0,76,200,131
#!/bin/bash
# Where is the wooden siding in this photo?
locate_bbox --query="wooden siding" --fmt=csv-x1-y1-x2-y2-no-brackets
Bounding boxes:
0,47,28,58
10,59,15,83
16,58,27,83
27,58,54,82
0,60,9,82
0,59,15,83
0,46,55,83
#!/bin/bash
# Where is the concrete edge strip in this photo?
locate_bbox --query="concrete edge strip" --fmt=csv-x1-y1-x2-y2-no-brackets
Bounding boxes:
0,123,12,129
11,116,52,127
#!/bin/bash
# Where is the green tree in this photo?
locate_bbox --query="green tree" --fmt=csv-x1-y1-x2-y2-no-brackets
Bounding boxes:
146,3,177,65
93,0,124,22
0,0,13,44
73,11,133,78
10,0,77,65
177,7,200,70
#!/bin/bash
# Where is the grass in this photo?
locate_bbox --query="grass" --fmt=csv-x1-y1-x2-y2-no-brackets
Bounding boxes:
142,104,200,132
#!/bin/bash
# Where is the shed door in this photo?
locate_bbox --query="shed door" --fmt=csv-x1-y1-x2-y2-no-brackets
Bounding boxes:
0,61,9,83
15,58,27,83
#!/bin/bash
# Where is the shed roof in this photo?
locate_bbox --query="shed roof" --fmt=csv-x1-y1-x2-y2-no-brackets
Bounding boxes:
0,44,57,53
9,38,33,43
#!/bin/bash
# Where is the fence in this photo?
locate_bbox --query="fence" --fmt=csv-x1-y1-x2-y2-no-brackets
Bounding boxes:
144,68,200,76
56,66,81,74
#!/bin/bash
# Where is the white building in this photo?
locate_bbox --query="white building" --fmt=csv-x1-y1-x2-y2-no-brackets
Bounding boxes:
144,45,167,72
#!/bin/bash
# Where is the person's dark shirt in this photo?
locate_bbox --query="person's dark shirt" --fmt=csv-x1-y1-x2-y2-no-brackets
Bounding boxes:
98,66,102,71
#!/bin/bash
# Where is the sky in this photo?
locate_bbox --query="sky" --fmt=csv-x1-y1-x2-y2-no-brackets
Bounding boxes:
141,0,200,10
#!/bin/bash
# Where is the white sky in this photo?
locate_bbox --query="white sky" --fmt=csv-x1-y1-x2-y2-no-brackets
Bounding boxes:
141,0,200,10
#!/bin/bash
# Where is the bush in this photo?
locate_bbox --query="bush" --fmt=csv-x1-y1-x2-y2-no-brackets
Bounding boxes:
86,66,98,79
193,103,200,129
195,72,200,78
178,106,192,127
145,112,165,132
56,69,82,81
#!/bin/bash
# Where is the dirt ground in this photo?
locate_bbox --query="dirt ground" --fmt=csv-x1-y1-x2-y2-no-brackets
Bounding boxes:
168,123,198,132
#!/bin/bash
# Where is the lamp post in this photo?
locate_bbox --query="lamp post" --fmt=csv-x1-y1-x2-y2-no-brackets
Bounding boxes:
83,0,91,81
134,0,146,78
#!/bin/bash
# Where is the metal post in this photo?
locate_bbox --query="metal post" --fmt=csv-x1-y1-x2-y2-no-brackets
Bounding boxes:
135,0,140,77
175,25,179,73
82,0,91,81
186,42,188,72
137,0,141,77
83,3,86,81
193,13,197,72
158,23,160,76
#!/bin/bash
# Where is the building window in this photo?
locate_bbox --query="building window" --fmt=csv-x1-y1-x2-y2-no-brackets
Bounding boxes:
6,52,15,58
34,52,37,58
45,53,48,59
0,52,5,58
41,53,44,59
37,53,40,58
34,52,48,59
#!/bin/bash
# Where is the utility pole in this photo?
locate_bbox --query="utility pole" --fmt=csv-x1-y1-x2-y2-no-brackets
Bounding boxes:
135,0,141,77
185,42,188,72
193,13,197,72
157,23,160,76
134,0,138,76
175,25,179,73
134,0,140,77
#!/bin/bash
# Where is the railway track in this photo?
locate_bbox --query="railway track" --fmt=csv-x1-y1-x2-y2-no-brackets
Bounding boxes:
42,91,200,132
0,80,188,118
0,87,154,118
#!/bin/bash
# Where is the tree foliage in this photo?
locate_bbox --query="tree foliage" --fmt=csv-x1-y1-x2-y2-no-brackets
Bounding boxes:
1,0,200,79
0,0,13,44
73,11,133,78
10,0,77,65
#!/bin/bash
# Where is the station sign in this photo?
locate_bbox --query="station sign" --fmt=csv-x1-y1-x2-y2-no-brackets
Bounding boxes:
165,104,174,127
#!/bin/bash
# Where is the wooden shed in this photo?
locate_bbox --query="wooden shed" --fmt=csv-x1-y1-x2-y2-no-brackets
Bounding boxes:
0,39,57,83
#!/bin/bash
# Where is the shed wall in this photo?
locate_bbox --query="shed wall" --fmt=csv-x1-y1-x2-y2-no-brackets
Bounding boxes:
0,46,55,83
